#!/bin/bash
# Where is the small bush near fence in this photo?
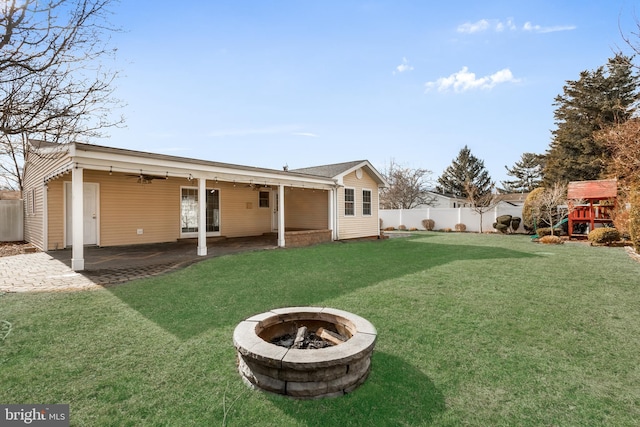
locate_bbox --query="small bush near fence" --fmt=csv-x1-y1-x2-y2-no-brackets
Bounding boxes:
536,227,563,237
588,228,621,245
539,235,564,245
493,215,522,234
398,225,407,231
422,219,435,231
455,223,466,232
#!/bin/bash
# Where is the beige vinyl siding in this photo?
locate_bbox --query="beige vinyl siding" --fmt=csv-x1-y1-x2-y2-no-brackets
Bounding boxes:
23,146,71,250
338,170,380,239
284,188,329,230
46,179,65,250
219,184,272,237
93,171,181,246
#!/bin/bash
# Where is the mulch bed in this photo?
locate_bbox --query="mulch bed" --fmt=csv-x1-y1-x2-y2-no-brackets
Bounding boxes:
0,242,40,258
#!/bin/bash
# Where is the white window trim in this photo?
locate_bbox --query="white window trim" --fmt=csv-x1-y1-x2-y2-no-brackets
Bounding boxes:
344,187,356,217
258,190,270,209
180,186,221,238
362,188,372,217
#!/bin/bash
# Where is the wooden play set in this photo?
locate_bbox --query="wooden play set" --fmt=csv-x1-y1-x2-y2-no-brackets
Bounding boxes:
567,179,617,238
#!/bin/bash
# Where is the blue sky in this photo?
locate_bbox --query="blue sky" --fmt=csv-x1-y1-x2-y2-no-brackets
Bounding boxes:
104,1,638,185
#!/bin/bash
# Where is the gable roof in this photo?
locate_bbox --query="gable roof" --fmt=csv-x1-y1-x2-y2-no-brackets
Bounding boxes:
567,179,617,200
290,160,387,187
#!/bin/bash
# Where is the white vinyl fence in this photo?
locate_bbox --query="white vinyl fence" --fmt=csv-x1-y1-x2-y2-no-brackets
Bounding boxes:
0,199,24,242
380,204,525,233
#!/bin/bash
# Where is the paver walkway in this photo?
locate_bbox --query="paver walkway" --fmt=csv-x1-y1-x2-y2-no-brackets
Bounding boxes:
1,252,100,292
1,236,277,293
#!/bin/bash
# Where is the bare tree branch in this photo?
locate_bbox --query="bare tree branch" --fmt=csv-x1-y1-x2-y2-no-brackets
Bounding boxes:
380,159,435,209
0,0,123,190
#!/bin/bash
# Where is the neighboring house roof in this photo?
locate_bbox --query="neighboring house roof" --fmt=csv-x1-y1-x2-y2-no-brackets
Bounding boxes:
567,179,617,200
291,160,388,187
495,192,530,206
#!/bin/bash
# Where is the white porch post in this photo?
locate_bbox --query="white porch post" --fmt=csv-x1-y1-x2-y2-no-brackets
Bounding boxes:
197,178,207,256
71,166,85,271
278,184,285,247
328,189,335,240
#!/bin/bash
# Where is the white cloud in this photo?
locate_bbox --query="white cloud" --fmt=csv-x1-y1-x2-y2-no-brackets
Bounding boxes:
393,57,414,74
523,21,576,33
457,19,490,34
292,132,319,138
457,18,574,34
425,67,520,93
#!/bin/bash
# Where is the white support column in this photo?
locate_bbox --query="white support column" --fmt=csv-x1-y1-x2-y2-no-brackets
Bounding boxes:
278,184,285,247
328,189,335,240
71,166,85,271
197,178,207,256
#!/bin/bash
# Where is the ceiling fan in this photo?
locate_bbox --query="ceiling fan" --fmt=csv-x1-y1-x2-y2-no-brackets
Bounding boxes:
126,173,167,184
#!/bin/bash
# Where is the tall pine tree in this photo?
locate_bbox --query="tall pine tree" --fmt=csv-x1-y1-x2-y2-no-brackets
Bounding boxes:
500,152,544,193
437,145,492,201
544,54,639,185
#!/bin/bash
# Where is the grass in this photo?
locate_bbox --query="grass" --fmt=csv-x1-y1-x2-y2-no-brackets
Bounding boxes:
1,233,640,426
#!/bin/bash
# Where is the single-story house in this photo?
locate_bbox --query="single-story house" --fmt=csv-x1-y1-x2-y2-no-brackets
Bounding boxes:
415,191,471,209
23,141,387,270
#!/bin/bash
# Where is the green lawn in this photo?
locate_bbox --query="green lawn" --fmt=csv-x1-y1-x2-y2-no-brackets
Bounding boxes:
1,233,639,426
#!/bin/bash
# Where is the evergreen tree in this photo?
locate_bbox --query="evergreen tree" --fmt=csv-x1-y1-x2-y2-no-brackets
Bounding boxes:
437,146,492,201
543,54,639,185
500,152,544,193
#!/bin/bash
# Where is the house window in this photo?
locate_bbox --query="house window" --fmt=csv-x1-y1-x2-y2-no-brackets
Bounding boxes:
181,187,220,234
362,189,372,216
259,191,269,208
344,188,355,216
30,188,36,214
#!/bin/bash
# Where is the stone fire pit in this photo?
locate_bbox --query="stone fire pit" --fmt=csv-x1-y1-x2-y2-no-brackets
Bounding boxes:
233,307,377,399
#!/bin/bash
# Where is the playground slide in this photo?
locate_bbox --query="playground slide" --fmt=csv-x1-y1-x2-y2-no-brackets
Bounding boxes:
531,217,569,239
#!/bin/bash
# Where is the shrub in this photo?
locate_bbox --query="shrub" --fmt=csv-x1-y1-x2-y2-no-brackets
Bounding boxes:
421,219,435,231
536,227,552,237
383,226,395,231
493,222,509,233
588,227,621,245
398,225,407,231
496,215,512,225
442,228,452,233
493,215,522,234
409,227,418,231
539,235,564,244
494,215,512,234
454,223,466,232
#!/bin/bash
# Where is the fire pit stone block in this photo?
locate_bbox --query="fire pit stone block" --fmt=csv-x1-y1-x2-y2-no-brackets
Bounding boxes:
233,307,377,399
